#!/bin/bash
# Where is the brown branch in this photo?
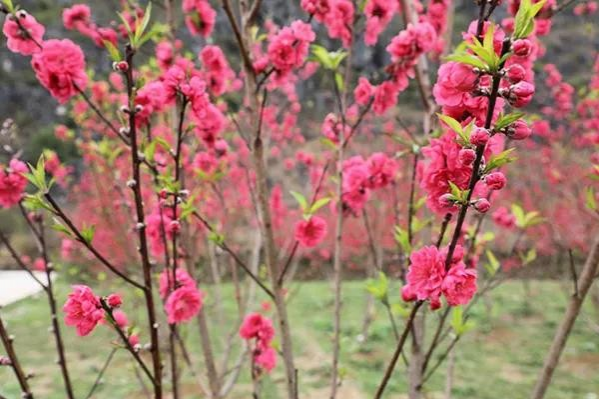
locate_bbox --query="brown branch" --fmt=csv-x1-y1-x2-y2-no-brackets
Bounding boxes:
124,45,163,398
374,301,424,399
191,211,275,299
36,219,75,399
531,237,599,399
0,314,34,398
85,348,118,399
101,300,156,385
44,193,144,289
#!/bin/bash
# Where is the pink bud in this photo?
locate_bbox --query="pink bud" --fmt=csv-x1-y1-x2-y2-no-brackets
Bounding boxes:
429,297,442,311
214,139,229,157
107,294,123,308
168,220,181,234
401,285,416,302
129,334,140,347
484,172,507,190
473,198,491,213
116,61,129,72
438,193,455,208
506,64,526,83
159,188,169,199
512,39,532,57
0,356,11,366
112,310,129,328
509,81,535,108
458,148,476,166
470,127,490,146
508,119,532,140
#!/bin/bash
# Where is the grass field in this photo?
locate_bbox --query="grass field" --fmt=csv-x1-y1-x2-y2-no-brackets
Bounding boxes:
1,278,598,398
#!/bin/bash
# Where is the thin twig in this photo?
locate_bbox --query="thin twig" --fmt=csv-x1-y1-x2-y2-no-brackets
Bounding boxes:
85,348,118,399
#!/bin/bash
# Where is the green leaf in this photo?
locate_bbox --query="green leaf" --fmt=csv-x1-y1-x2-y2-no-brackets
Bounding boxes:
320,137,338,150
483,24,495,54
208,231,225,246
118,12,135,44
25,155,50,192
494,112,525,131
485,250,500,276
330,50,348,70
511,204,525,228
394,226,411,254
51,219,73,238
139,22,170,46
335,72,344,91
522,211,545,228
451,306,464,334
451,306,475,335
134,2,152,46
309,197,331,215
81,224,96,245
483,148,517,173
466,42,496,69
586,186,597,212
411,217,431,234
438,114,464,136
144,140,157,162
520,248,537,266
310,44,333,69
513,0,547,39
104,40,121,62
391,302,411,318
365,272,389,302
2,0,14,12
444,53,487,71
448,181,464,201
290,191,309,213
22,194,54,213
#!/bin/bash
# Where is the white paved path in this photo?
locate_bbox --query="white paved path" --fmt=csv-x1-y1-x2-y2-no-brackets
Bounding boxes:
0,271,50,306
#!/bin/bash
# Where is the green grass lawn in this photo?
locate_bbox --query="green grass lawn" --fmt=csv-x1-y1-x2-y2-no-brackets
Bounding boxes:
1,278,598,398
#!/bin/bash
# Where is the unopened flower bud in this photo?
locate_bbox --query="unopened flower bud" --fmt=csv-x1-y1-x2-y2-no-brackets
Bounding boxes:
470,127,490,146
168,220,181,234
401,285,416,302
126,179,137,188
429,297,442,311
134,222,145,231
134,104,144,113
16,10,27,18
438,193,455,208
473,198,491,213
506,64,526,83
509,81,535,108
107,294,122,308
119,106,129,114
115,61,129,72
512,39,532,57
458,148,477,166
159,188,169,199
484,172,507,190
507,119,532,140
